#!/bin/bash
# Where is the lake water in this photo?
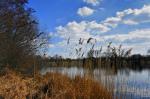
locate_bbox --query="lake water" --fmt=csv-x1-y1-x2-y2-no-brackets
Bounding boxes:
40,67,150,99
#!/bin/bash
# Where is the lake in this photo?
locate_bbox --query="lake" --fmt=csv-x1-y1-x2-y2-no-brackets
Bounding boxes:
40,67,150,99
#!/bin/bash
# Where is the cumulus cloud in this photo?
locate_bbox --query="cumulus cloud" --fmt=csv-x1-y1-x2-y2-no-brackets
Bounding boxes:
57,5,150,42
50,21,110,58
54,4,150,45
56,21,91,40
83,0,100,6
49,28,150,57
48,44,55,48
76,5,150,31
97,29,150,55
102,5,150,28
77,6,94,16
49,5,150,57
103,29,150,42
122,20,139,25
117,5,150,24
116,5,150,17
87,21,110,33
56,21,110,41
103,17,121,28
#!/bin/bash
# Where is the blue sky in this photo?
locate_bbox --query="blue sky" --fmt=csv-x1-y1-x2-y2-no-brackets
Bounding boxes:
28,0,150,57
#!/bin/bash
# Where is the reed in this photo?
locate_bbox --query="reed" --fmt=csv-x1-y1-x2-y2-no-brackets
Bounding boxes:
0,69,112,99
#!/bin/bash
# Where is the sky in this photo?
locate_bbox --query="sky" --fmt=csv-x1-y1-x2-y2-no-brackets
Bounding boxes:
28,0,150,58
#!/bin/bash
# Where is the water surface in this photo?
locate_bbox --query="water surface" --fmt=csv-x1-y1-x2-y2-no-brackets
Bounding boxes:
41,67,150,98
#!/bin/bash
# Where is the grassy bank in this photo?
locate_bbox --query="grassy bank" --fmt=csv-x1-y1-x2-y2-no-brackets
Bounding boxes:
0,69,112,99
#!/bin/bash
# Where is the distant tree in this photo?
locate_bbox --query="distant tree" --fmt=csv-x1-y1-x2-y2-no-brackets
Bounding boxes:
147,49,150,55
0,0,47,69
53,55,63,60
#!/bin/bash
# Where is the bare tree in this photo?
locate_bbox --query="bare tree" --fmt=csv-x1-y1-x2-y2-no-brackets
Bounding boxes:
0,0,47,69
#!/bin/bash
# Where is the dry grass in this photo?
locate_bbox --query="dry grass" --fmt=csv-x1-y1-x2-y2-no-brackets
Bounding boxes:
0,69,112,99
0,69,38,99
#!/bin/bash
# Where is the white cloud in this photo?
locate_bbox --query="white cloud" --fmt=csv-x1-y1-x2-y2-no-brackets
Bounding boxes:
48,44,55,48
120,42,150,55
77,6,94,16
116,5,150,24
103,29,150,43
102,5,150,28
51,21,111,58
96,29,150,55
133,5,150,16
59,5,150,41
56,21,91,40
56,21,110,41
50,28,150,57
83,0,100,6
86,21,110,32
77,5,150,30
103,17,121,28
122,20,139,25
49,5,150,57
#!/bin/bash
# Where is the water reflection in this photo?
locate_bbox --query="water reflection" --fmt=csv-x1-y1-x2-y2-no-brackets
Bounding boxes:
40,67,150,98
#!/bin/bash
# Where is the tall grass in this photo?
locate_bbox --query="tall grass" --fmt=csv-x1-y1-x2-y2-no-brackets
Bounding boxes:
0,69,112,99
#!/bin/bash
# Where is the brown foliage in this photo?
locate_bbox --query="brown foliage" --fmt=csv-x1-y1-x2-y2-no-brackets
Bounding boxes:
0,0,47,69
0,69,112,99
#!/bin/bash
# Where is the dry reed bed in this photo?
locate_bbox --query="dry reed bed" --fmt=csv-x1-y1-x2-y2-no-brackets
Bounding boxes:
0,69,112,99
